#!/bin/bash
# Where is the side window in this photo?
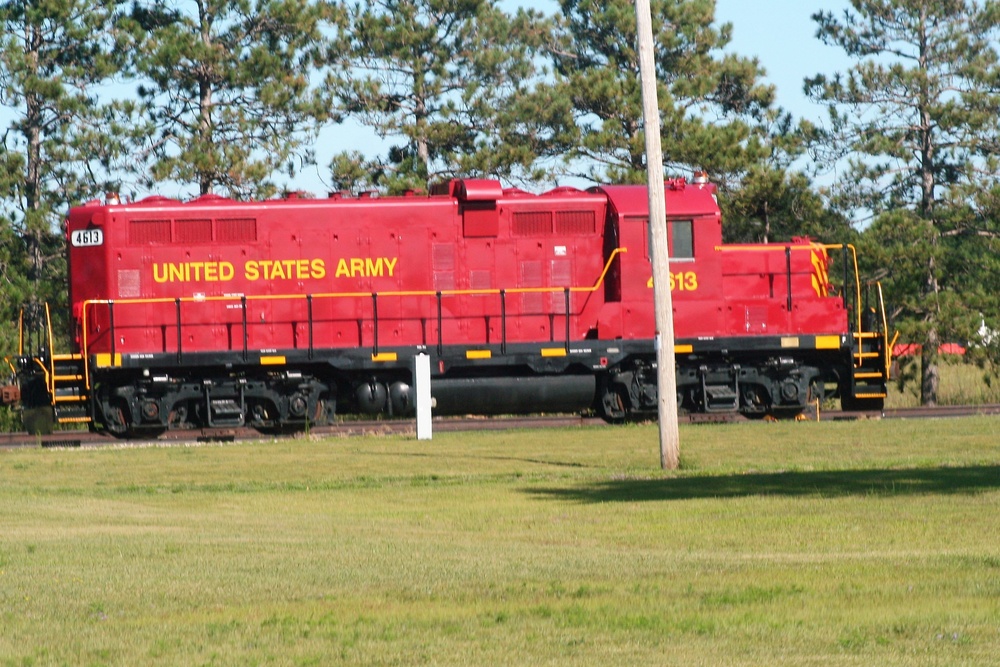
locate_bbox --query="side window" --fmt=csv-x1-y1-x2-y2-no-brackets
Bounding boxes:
670,220,693,259
644,218,695,260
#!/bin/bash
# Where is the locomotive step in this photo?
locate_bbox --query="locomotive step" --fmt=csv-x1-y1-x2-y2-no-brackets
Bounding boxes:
55,403,90,423
56,416,92,424
854,371,886,379
704,385,739,411
853,391,887,399
209,399,245,427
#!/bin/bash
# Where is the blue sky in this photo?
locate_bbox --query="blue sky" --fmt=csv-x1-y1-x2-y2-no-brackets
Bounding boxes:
715,0,852,124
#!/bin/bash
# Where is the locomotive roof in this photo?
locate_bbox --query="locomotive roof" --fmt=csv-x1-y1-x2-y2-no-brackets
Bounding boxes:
594,178,719,219
73,177,717,220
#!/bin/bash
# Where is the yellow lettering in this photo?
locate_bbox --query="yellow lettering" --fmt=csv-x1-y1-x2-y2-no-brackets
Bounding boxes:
335,258,350,278
245,261,259,281
366,257,382,277
384,256,397,277
311,259,326,279
650,272,698,291
150,261,240,283
350,257,364,277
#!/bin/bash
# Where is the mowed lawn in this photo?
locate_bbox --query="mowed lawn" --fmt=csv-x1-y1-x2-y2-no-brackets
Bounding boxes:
2,417,1000,666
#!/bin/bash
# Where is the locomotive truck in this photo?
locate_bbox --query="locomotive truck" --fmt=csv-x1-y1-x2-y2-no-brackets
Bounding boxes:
3,175,891,437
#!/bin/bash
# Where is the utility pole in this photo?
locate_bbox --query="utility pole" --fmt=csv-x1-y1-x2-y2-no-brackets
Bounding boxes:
634,0,680,469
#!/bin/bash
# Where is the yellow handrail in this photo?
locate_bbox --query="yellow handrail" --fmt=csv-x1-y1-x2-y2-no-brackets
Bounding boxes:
877,282,894,377
78,247,629,370
44,303,57,397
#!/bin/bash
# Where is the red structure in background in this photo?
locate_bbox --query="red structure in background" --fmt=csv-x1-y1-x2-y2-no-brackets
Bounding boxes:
893,343,966,357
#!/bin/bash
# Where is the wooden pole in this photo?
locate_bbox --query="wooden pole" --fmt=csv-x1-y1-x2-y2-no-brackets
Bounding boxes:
635,0,680,469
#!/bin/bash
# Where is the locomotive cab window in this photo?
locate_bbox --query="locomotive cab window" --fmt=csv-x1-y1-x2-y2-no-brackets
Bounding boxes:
645,218,694,260
670,220,693,259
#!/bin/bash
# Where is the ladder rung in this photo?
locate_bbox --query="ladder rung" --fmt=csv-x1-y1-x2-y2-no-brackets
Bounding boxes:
57,416,92,424
54,395,86,403
855,352,880,359
854,372,884,379
54,375,84,382
52,353,84,361
854,392,887,399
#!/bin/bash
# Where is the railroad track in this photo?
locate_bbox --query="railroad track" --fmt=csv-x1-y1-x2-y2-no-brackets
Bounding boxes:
0,414,601,450
2,405,999,450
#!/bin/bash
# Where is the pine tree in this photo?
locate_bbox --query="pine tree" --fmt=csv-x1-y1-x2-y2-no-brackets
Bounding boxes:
325,0,564,193
551,0,774,185
1,0,135,348
720,111,852,245
129,0,336,198
806,0,1000,406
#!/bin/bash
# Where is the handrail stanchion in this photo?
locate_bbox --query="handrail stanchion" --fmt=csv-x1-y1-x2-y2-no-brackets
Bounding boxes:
841,245,850,315
500,289,507,355
241,296,248,361
564,287,571,351
307,294,314,359
436,291,443,355
108,301,116,360
175,298,182,363
785,246,792,312
372,292,379,356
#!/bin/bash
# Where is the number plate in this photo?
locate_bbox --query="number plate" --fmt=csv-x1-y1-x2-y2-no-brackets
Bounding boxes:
70,228,104,247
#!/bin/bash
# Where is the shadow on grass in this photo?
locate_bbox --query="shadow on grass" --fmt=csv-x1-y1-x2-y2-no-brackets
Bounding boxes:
527,465,1000,503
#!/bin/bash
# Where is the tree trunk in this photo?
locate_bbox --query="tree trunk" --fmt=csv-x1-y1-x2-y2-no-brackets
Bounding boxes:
23,22,43,297
917,19,939,407
920,324,940,407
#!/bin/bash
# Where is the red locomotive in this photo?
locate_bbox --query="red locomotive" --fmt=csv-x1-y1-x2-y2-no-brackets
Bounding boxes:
4,175,891,436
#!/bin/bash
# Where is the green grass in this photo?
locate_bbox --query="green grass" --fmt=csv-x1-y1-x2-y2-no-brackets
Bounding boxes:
887,356,1000,408
3,418,1000,665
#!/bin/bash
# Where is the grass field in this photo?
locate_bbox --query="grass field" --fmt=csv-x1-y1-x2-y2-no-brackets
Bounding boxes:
2,417,1000,666
887,356,1000,408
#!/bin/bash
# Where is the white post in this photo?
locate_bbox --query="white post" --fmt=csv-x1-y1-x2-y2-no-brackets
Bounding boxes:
635,0,680,469
414,353,432,440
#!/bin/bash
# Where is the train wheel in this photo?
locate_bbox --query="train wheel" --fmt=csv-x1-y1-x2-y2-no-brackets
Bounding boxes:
102,398,132,438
